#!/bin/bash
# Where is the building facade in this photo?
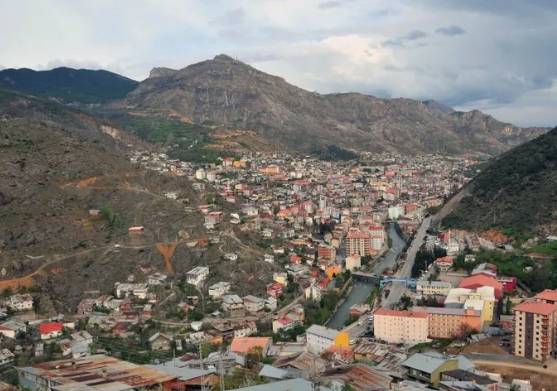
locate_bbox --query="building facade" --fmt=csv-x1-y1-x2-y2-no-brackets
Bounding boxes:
373,308,429,344
514,290,557,361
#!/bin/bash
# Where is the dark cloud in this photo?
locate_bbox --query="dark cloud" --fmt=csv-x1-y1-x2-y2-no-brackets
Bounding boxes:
383,30,428,47
421,0,557,18
406,30,428,40
435,25,465,36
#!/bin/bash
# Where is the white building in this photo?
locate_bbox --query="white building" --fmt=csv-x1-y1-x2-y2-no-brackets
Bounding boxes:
147,272,168,286
195,168,206,180
3,294,33,311
114,283,148,299
186,266,209,287
416,280,452,296
306,325,341,355
345,255,361,271
388,205,404,220
208,282,231,299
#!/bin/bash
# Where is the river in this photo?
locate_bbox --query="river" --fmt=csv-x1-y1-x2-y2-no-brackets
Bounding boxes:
326,222,407,329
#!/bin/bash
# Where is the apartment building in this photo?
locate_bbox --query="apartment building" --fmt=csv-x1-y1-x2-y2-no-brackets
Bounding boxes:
514,289,557,361
513,301,557,361
346,229,372,256
373,308,429,344
414,307,482,339
317,245,336,262
444,287,496,329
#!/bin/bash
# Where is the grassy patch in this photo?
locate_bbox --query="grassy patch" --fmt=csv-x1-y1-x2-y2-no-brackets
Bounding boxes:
529,241,557,257
106,113,238,163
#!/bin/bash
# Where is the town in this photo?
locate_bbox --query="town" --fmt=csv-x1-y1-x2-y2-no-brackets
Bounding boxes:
0,148,555,391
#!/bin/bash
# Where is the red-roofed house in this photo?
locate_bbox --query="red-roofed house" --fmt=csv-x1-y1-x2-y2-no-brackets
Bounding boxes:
535,289,557,305
434,256,454,272
266,282,284,298
39,322,63,340
230,337,271,365
459,274,503,300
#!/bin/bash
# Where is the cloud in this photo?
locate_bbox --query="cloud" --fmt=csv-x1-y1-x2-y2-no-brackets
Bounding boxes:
435,25,466,36
0,0,556,126
318,1,342,9
382,30,428,47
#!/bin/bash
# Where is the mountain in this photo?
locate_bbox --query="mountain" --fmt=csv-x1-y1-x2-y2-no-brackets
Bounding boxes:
0,67,138,103
124,54,547,156
0,90,278,313
0,90,196,311
444,126,557,236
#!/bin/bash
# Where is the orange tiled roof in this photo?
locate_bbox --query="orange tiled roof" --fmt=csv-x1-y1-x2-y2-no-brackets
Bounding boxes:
230,337,271,354
535,289,557,302
459,274,503,298
513,301,557,316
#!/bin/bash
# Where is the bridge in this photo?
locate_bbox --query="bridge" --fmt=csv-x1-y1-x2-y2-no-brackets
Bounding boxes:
352,271,381,284
379,277,417,289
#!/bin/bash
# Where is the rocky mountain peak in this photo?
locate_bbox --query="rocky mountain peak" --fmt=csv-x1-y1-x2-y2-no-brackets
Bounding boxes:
148,67,178,79
213,54,238,63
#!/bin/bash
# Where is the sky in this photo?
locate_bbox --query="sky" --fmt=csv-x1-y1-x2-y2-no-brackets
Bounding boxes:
1,0,556,127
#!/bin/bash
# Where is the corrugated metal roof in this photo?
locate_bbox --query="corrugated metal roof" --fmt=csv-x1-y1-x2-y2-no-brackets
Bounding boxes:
401,352,453,374
229,378,330,391
17,355,175,391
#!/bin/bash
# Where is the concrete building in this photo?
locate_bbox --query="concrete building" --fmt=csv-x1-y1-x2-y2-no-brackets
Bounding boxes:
114,283,148,299
243,295,266,313
373,308,429,344
208,281,231,299
306,325,349,355
402,352,459,387
416,280,452,296
513,290,557,361
186,266,209,287
345,229,373,256
444,287,496,329
414,307,482,339
345,255,361,271
222,295,245,317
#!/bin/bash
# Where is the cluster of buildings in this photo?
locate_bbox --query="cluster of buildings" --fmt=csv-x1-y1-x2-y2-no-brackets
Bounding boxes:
374,266,506,343
4,148,552,390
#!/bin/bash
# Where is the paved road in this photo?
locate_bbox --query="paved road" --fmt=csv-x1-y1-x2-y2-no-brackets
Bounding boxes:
382,216,432,308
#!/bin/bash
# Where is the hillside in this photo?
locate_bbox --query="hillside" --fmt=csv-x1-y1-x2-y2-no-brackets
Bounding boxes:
0,91,275,313
0,67,138,103
443,127,557,236
124,54,547,156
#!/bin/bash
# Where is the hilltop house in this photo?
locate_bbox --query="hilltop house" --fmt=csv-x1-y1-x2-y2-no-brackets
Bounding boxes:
186,267,209,287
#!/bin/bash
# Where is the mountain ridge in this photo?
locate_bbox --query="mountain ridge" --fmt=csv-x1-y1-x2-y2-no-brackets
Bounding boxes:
0,67,138,104
444,126,557,236
124,54,548,156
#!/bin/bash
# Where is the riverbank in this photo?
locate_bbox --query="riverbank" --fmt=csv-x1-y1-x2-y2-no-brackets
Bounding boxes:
326,223,407,329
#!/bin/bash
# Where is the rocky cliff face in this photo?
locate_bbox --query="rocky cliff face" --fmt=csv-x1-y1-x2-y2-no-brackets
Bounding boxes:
125,54,547,155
